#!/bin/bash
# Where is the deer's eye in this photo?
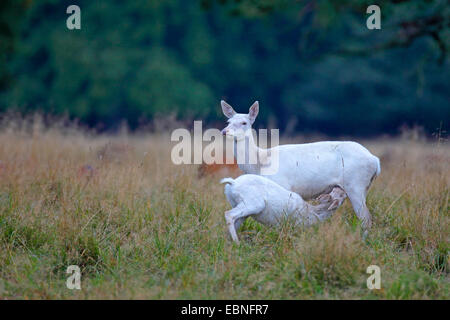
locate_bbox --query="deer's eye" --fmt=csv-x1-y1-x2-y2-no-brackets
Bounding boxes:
242,122,247,125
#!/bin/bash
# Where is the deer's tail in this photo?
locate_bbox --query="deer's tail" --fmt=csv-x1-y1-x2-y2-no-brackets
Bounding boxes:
376,157,381,177
370,156,381,185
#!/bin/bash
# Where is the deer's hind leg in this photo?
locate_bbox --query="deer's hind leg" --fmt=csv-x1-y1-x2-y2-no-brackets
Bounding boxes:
224,201,265,244
345,184,372,229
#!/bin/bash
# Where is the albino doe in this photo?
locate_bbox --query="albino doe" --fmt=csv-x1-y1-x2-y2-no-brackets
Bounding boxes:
220,100,380,229
221,174,347,243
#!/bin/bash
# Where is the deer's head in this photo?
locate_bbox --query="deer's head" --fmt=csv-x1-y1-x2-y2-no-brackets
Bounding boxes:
220,100,259,140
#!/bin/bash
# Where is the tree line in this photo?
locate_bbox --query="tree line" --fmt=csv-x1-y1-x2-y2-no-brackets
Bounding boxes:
0,0,448,136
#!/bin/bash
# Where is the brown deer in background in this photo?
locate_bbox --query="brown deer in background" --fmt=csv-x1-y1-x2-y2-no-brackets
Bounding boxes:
198,155,241,178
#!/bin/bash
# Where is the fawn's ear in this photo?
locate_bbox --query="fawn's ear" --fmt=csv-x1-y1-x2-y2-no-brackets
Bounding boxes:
248,101,259,124
221,100,236,119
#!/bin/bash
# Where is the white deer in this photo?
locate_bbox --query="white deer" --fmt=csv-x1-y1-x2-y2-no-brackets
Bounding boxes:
221,174,347,244
220,100,381,230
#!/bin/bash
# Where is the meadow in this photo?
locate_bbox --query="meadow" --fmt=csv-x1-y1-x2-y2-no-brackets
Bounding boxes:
0,116,448,299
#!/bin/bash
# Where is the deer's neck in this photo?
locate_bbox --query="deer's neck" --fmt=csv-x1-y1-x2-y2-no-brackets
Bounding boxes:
282,195,320,227
234,133,262,174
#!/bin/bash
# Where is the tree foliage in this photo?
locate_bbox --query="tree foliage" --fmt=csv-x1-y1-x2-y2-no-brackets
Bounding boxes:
0,0,448,135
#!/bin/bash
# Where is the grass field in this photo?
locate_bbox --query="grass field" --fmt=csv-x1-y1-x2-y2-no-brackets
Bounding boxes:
0,117,448,299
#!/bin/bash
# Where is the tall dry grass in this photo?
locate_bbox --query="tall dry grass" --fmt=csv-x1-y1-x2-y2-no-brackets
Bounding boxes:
0,116,448,299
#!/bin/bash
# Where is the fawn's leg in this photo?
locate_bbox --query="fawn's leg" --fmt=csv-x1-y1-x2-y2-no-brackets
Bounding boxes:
224,202,264,244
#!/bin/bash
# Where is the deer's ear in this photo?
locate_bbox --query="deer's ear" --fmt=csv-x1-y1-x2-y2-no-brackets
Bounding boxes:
221,100,236,119
248,101,259,124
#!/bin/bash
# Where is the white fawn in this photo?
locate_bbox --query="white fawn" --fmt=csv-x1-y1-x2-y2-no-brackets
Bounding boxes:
221,174,347,244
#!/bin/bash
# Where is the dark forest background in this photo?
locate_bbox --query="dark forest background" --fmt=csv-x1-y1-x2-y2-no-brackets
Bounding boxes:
0,0,449,136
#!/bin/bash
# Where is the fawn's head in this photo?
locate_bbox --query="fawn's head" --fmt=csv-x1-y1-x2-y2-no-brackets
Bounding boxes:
220,100,259,140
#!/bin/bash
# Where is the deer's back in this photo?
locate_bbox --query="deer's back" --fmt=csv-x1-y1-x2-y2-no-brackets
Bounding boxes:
263,141,379,199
